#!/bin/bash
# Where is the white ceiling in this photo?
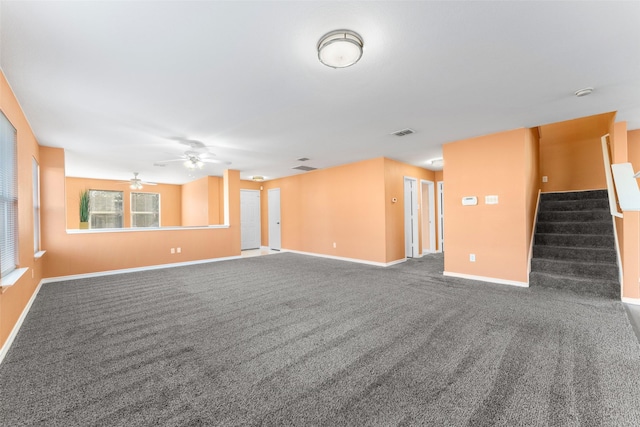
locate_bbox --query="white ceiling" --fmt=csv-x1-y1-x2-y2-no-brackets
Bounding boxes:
1,1,639,184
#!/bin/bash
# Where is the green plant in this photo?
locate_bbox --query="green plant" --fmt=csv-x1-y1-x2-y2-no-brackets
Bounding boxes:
79,190,90,222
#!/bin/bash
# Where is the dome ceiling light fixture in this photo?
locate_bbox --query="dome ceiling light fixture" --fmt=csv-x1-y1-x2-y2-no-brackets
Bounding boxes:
574,87,594,97
317,29,364,69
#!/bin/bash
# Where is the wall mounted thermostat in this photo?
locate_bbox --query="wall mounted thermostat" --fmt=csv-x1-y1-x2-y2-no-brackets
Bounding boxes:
462,196,478,206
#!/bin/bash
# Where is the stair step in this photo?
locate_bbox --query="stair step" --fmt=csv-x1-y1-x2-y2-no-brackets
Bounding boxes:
536,221,613,235
537,210,611,223
540,190,608,202
529,271,619,299
530,258,618,281
533,245,617,263
535,233,615,248
539,199,609,211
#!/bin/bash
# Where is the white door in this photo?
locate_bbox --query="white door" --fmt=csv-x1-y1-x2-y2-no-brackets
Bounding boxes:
437,181,444,252
421,180,436,253
404,177,419,258
240,190,261,250
268,188,281,250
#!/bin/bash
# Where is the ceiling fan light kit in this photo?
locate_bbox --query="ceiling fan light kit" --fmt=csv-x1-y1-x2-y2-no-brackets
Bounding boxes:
317,29,364,69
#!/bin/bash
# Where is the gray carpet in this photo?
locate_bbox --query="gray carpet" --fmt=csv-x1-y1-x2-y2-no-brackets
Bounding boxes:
1,252,640,426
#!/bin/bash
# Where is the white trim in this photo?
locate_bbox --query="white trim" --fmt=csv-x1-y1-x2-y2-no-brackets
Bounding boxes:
443,271,529,288
622,297,640,306
404,176,419,258
437,181,444,252
34,250,46,259
284,249,406,267
0,267,29,288
42,255,242,284
420,179,436,254
0,279,44,365
528,189,541,275
67,224,229,234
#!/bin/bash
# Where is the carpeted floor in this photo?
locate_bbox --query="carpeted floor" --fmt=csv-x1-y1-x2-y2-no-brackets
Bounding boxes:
1,252,640,426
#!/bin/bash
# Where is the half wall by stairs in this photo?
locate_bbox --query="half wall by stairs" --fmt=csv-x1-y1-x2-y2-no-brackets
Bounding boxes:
530,189,620,299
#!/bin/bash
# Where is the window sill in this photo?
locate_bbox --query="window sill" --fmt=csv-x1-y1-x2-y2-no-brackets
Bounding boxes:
34,250,46,259
1,267,29,289
66,225,230,234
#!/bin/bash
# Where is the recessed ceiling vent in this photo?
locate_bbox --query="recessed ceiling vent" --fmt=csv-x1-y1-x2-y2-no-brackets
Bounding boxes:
391,128,415,137
297,157,310,162
292,165,317,172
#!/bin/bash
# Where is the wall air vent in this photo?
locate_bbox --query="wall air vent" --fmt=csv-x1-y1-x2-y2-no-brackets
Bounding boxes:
292,165,317,171
391,128,415,137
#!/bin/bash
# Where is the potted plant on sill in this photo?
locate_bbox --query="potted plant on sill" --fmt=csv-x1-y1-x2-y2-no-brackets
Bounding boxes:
79,190,90,229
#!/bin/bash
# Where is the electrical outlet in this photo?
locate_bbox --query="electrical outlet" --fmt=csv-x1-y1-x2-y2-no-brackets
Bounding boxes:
171,248,175,254
177,247,181,253
542,176,548,183
470,254,476,262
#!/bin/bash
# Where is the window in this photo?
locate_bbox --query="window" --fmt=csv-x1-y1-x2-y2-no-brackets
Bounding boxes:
33,158,41,253
89,190,123,229
131,192,160,227
0,112,18,277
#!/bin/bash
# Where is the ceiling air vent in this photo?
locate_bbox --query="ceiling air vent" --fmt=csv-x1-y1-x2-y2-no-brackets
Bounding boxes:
391,128,415,137
297,157,310,162
292,165,317,172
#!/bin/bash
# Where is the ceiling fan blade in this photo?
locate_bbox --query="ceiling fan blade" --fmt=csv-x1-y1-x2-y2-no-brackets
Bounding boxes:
140,181,157,186
201,158,232,165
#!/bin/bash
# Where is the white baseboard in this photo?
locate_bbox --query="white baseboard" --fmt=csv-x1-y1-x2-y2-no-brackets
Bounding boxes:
0,279,44,365
443,271,529,288
284,249,406,267
622,297,640,306
42,255,242,284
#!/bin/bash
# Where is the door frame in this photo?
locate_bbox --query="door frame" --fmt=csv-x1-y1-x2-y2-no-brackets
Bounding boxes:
420,180,436,253
437,181,444,252
404,176,419,258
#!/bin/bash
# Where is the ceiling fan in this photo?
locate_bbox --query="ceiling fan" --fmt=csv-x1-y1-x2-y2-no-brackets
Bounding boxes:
154,150,231,169
121,172,157,190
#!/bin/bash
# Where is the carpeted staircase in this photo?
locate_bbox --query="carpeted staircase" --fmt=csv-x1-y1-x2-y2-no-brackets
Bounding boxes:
530,189,620,299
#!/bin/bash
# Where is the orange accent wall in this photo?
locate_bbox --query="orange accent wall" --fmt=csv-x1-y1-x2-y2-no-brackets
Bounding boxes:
611,123,640,299
182,176,210,226
443,128,540,283
383,158,436,261
539,112,614,192
41,147,241,278
0,71,43,349
65,177,181,228
258,158,434,264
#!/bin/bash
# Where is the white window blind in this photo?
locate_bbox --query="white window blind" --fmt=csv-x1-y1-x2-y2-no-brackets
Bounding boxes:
33,158,41,253
89,190,123,229
131,192,160,227
0,112,18,277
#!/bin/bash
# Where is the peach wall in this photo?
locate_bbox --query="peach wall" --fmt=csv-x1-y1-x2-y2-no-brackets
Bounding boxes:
260,158,389,263
525,128,541,256
257,158,434,264
383,158,435,262
611,123,640,299
539,112,614,192
41,147,241,278
0,71,44,349
182,176,209,226
65,177,181,228
443,128,538,284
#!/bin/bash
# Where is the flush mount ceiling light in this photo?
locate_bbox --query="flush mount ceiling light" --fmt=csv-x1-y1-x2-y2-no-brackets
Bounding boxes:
317,30,364,68
252,175,265,182
574,87,594,97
